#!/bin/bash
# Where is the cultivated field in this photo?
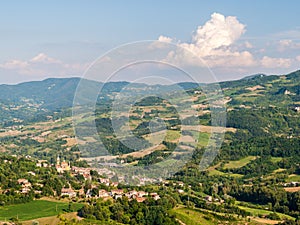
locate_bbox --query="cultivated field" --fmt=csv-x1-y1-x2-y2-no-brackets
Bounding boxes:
0,200,83,222
223,156,257,169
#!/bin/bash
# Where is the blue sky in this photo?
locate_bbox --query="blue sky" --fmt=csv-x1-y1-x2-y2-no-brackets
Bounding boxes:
1,0,300,84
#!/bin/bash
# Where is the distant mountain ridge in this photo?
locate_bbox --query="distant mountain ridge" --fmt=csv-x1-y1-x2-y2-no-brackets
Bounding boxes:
1,70,300,106
0,69,299,127
241,73,266,80
0,78,202,111
0,77,82,109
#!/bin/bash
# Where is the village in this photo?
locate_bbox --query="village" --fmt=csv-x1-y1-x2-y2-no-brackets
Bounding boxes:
8,155,164,203
4,157,231,214
8,154,230,206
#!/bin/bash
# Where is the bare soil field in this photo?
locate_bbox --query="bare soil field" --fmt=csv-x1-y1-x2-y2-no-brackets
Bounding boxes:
284,186,300,192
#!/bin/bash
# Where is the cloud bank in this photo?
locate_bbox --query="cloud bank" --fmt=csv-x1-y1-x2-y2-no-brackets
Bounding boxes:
0,53,87,82
158,13,299,73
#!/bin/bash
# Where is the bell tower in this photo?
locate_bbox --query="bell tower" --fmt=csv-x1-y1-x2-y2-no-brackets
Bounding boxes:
57,154,60,166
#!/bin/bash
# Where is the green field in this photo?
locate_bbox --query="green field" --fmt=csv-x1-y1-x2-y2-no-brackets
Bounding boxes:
165,130,180,142
171,207,261,225
286,174,300,182
270,157,283,163
208,169,243,178
208,169,227,176
273,168,286,173
223,156,256,169
197,132,210,147
238,206,295,220
0,200,83,221
171,207,217,225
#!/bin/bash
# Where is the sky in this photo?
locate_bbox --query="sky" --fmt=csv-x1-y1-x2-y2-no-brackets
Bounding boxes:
1,0,300,84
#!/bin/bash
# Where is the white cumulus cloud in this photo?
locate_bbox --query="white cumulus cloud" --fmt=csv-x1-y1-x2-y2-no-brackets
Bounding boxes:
184,12,245,56
261,56,292,68
158,35,172,43
159,13,257,68
156,13,300,73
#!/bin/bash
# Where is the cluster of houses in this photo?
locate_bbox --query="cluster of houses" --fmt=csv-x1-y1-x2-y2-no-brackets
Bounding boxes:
55,155,163,186
96,188,161,202
283,181,300,187
71,165,116,182
56,161,161,202
59,165,161,202
17,178,32,194
16,176,44,195
60,185,160,203
36,159,49,168
204,195,225,203
61,187,77,198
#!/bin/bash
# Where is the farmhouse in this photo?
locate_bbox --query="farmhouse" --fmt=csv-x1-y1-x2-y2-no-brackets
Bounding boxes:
150,192,161,200
111,189,124,195
98,189,110,198
136,197,146,203
61,187,76,198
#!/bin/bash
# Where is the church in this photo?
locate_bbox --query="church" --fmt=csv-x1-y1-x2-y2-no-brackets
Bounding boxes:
55,154,71,173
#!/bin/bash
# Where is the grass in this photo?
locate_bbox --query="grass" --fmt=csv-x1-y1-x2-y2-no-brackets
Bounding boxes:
273,168,286,173
228,173,244,178
171,206,259,225
286,174,300,182
208,169,226,176
192,191,208,198
144,131,167,145
156,158,178,168
184,130,210,147
171,207,217,225
22,212,78,225
165,130,181,142
0,200,83,221
197,132,210,147
238,206,295,220
270,157,283,163
208,169,243,178
223,156,256,169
